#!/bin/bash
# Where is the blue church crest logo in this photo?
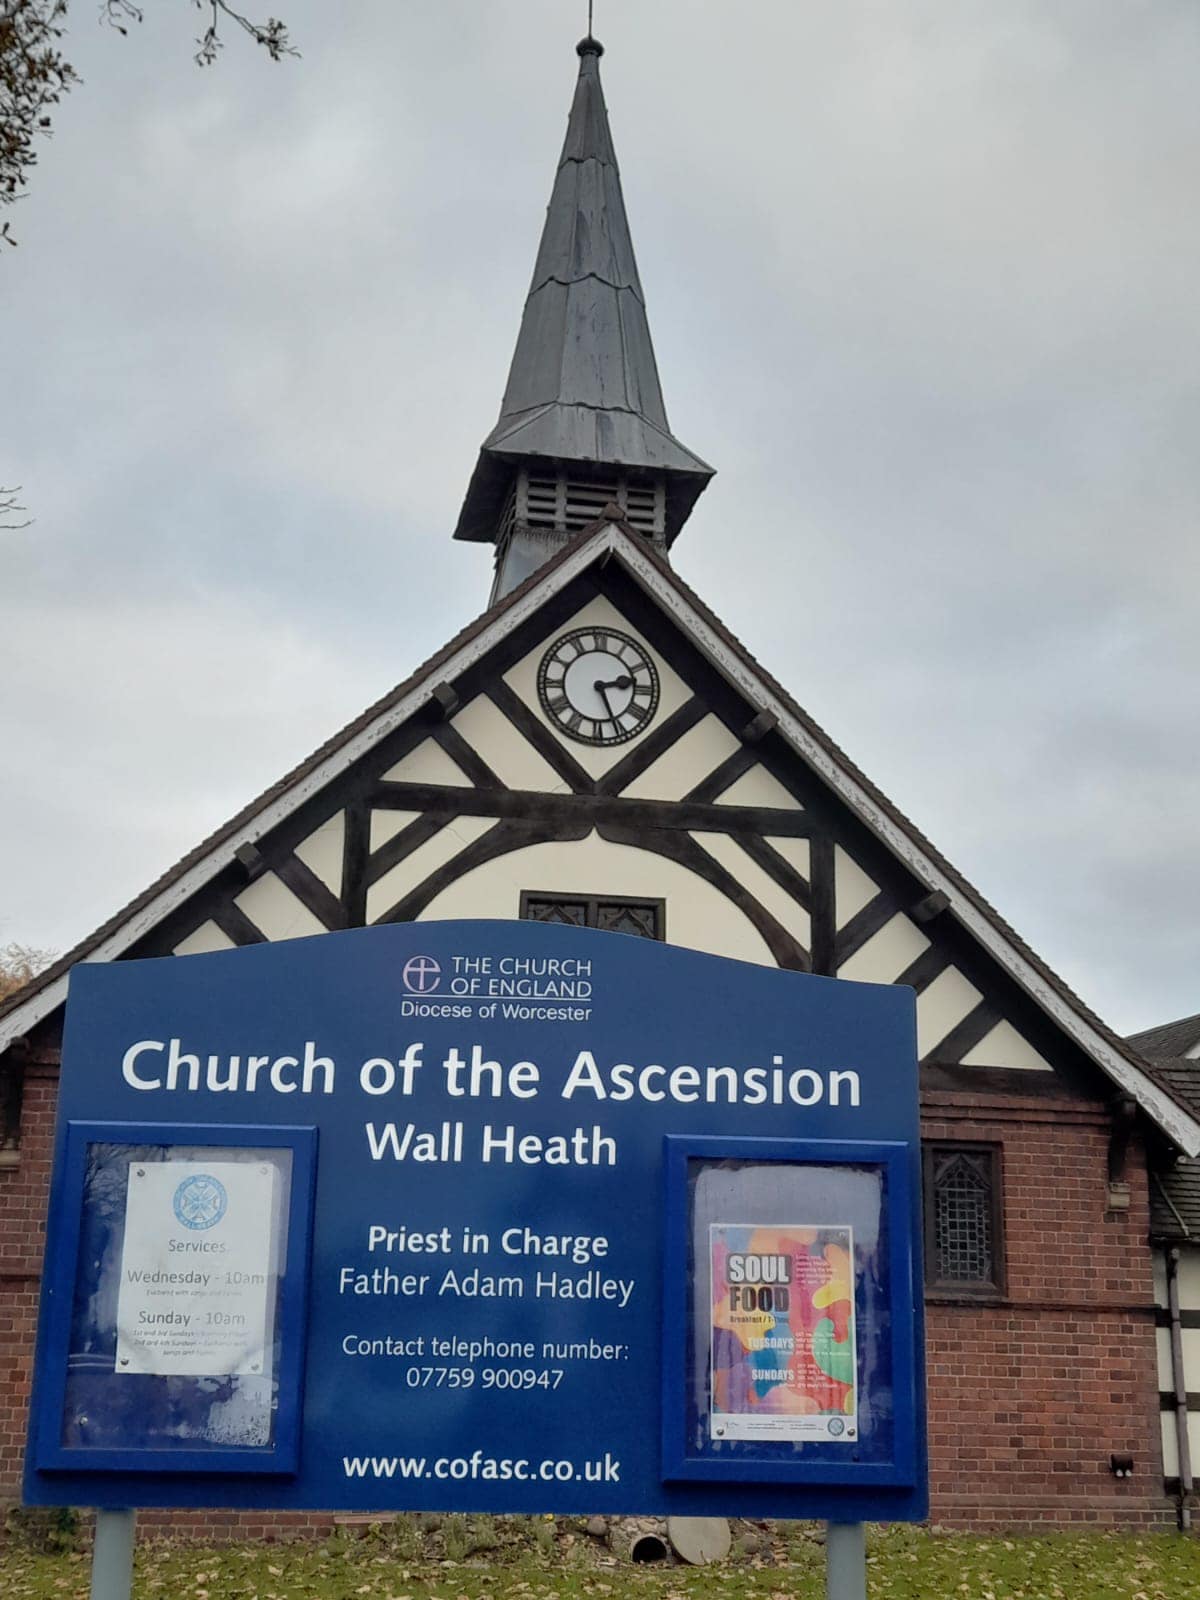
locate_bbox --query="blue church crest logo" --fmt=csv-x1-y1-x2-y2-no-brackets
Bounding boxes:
172,1173,228,1230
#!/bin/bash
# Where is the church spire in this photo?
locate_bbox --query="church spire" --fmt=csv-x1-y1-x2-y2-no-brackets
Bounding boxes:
454,35,714,599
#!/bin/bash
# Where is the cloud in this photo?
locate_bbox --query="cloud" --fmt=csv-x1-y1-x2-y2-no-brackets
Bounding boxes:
3,0,1197,1033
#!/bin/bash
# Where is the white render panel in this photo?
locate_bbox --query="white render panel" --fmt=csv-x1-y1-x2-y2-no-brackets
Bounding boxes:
419,829,776,968
838,914,929,986
1154,1253,1168,1307
1177,1250,1200,1309
172,921,237,956
1184,1325,1200,1390
365,815,497,925
1157,1326,1172,1392
1161,1410,1200,1480
370,809,422,852
715,764,802,810
1162,1413,1177,1478
620,714,741,801
233,873,327,942
502,593,691,779
294,813,345,896
961,1019,1053,1072
451,694,569,793
764,834,810,880
917,966,984,1058
834,846,880,931
383,739,471,787
1156,1324,1200,1394
689,832,811,948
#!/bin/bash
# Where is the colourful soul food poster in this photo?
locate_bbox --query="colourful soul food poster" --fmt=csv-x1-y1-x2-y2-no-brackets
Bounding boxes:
709,1224,858,1442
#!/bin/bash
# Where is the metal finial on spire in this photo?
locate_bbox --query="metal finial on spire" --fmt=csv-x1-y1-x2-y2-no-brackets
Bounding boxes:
578,0,602,57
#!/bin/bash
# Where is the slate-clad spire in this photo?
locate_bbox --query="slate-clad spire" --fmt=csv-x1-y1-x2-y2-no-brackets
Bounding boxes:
455,37,714,587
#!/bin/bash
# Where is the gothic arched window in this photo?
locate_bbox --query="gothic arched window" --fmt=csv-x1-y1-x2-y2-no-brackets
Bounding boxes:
923,1144,1004,1295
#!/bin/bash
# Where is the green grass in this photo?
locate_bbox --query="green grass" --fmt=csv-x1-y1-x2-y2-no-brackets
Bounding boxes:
2,1519,1200,1600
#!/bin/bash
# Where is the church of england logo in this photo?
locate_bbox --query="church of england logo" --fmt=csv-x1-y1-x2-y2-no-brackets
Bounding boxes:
172,1173,228,1230
402,955,442,994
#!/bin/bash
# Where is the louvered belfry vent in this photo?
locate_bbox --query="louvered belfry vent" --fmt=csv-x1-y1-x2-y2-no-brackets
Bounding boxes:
501,467,665,541
491,465,667,600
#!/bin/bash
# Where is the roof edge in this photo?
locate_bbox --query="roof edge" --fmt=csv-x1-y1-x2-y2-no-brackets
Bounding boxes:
607,536,1200,1158
0,522,630,1054
5,521,1197,1158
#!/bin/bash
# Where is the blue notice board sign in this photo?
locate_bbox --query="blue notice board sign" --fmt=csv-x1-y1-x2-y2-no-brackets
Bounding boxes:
27,921,927,1520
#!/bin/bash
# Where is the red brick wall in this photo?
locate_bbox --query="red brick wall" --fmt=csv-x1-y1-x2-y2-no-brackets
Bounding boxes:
0,1059,56,1506
922,1085,1174,1529
0,1054,1178,1532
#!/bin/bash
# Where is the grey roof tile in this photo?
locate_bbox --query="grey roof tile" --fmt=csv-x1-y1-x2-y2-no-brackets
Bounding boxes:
1128,1012,1200,1060
1141,1060,1200,1119
1151,1159,1200,1239
1124,1042,1200,1237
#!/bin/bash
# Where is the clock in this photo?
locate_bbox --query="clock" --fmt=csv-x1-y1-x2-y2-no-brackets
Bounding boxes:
536,626,660,746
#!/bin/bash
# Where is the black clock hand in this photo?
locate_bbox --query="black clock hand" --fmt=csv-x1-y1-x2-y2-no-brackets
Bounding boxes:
594,680,617,720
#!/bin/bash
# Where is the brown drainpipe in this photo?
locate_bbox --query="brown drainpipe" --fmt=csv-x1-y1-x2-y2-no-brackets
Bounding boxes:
1167,1247,1194,1531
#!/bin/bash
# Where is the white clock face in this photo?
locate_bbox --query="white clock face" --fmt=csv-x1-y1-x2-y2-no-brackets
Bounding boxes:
537,627,660,746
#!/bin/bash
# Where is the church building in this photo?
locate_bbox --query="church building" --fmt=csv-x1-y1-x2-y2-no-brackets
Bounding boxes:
2,36,1198,1532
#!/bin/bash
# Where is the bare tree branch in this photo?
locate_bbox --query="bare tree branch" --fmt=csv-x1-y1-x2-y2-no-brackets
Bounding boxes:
101,2,295,68
1,2,295,248
192,1,296,68
0,484,31,529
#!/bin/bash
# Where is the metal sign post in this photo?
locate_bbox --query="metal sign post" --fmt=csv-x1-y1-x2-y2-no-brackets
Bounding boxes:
90,1509,135,1600
825,1521,866,1600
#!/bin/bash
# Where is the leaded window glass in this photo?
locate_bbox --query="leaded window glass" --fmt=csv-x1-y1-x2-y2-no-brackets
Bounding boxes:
923,1144,1004,1295
520,893,664,941
523,898,589,928
596,901,660,939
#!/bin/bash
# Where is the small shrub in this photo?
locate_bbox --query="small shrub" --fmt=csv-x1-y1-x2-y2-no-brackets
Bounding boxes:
4,1504,81,1554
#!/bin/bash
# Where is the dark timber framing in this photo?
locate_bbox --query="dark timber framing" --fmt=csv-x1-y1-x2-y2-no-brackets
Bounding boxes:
596,820,809,972
211,902,269,948
8,543,1158,1142
735,834,812,912
341,801,370,927
369,783,812,836
486,681,594,792
133,557,1087,1091
833,892,898,969
808,833,836,976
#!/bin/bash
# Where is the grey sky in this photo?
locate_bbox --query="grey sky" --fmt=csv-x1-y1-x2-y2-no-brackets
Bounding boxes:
3,0,1197,1034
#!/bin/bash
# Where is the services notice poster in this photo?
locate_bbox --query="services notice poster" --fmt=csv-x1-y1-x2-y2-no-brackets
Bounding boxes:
709,1223,858,1442
115,1160,277,1377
